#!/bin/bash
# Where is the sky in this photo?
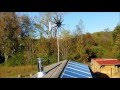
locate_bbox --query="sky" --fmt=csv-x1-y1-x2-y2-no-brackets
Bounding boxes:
18,12,120,34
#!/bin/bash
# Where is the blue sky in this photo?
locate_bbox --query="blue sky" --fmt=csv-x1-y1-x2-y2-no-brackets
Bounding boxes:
18,12,120,34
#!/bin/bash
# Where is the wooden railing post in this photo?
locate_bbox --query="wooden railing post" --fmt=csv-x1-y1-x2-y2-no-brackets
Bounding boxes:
18,74,22,78
111,68,112,78
119,67,120,78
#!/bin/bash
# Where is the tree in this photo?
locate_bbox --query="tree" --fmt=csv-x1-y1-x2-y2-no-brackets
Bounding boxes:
75,19,85,61
75,19,84,36
19,14,36,64
112,34,120,59
0,12,20,62
112,25,120,59
40,12,54,38
60,29,72,60
75,19,84,55
92,30,114,58
113,25,120,42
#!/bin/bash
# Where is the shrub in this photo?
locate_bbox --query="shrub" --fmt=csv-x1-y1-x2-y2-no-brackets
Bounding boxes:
5,51,24,66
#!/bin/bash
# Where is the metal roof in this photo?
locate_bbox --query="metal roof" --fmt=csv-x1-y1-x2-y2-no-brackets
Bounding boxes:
96,60,120,65
92,58,120,65
32,60,93,78
60,61,93,78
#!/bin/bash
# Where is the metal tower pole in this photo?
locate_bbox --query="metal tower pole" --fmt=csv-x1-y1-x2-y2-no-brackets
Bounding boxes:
57,27,60,63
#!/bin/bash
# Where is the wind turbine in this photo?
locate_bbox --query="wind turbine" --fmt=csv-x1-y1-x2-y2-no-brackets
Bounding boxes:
49,15,64,63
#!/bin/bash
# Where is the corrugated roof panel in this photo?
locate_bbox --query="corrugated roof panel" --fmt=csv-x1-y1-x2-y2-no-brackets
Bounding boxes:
69,61,89,68
60,61,93,78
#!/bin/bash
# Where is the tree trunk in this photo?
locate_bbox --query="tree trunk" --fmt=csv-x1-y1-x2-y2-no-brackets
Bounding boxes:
4,53,8,62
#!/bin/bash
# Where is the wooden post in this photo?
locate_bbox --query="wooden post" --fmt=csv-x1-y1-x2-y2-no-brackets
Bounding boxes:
111,68,112,78
119,67,120,78
18,74,22,78
30,73,33,78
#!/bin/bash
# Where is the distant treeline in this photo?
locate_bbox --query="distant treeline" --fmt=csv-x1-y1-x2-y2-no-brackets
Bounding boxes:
0,12,120,66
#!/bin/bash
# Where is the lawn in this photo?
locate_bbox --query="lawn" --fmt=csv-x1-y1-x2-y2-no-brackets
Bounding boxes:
0,65,38,78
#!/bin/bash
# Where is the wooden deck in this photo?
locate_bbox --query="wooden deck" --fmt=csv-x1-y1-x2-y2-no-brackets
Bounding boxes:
31,60,68,78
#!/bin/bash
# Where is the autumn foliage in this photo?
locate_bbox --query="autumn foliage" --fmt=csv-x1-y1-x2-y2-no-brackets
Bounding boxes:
0,12,120,67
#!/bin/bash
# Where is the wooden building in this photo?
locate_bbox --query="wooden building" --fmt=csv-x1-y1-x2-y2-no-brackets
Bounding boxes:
91,58,120,78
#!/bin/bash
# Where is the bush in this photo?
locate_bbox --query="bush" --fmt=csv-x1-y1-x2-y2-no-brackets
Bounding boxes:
5,51,24,66
29,58,38,65
42,55,57,66
79,54,89,63
91,46,105,58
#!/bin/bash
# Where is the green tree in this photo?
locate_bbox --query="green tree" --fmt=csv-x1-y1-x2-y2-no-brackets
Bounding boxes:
112,34,120,59
113,25,120,42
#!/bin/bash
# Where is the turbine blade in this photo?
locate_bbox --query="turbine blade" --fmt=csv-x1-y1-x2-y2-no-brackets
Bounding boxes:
49,22,51,31
57,15,58,21
61,27,65,30
62,24,65,26
54,17,57,22
52,24,57,27
61,19,64,23
50,19,56,24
